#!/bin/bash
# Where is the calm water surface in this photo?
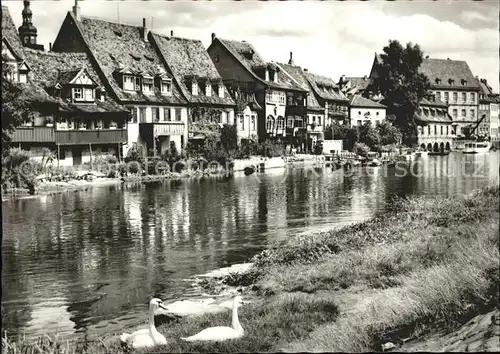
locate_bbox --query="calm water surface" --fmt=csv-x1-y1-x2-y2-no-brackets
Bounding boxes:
2,152,499,339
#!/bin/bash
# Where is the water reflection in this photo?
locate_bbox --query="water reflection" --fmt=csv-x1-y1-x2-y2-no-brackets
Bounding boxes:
2,152,498,340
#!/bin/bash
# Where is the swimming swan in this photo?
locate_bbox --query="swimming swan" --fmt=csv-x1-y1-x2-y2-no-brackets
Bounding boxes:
181,295,244,342
120,298,168,349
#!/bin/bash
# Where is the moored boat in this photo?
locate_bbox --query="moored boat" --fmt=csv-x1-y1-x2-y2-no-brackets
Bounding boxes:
244,166,255,176
462,141,491,154
368,158,382,167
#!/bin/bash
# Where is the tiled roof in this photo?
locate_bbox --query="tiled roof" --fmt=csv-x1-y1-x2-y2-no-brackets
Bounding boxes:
24,48,126,113
420,96,448,108
1,6,25,60
216,38,306,92
304,72,349,102
276,63,323,112
417,103,452,124
149,33,234,106
350,94,386,108
419,58,480,90
341,77,372,91
73,14,186,105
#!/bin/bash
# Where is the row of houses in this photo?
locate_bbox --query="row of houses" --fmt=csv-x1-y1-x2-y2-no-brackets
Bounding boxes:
3,2,499,166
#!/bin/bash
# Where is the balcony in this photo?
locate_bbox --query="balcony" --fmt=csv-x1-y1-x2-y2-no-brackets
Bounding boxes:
152,122,185,136
55,129,127,145
11,127,55,143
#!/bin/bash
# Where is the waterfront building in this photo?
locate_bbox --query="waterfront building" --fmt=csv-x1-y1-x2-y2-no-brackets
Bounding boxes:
207,34,308,148
276,53,325,153
3,4,129,166
478,78,499,142
416,96,454,152
349,94,386,127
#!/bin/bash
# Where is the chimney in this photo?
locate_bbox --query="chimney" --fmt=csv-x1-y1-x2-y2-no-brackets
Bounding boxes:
49,42,52,51
288,51,294,65
72,0,80,21
425,55,429,59
170,30,174,37
303,68,308,72
447,58,450,60
141,18,148,41
211,33,216,43
363,75,367,80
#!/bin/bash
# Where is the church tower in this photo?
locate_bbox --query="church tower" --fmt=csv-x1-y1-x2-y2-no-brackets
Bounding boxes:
18,1,44,50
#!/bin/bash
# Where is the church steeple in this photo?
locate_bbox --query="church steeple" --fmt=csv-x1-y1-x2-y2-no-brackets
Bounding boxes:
18,1,44,50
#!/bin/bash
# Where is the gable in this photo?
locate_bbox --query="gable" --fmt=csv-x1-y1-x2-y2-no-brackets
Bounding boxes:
70,68,98,86
2,39,21,62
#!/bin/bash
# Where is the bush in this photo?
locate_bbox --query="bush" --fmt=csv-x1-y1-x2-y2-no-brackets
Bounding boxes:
353,142,370,157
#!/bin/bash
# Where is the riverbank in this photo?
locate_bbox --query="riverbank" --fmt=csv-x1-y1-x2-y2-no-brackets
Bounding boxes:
2,184,498,353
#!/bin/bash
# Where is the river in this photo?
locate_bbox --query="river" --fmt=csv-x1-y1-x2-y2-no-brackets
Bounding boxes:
2,151,499,340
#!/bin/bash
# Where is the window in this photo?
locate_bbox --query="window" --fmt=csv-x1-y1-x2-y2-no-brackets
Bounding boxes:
191,81,198,95
206,84,212,97
251,115,256,131
164,108,171,121
318,116,321,125
452,109,457,118
287,116,294,128
452,92,457,103
435,91,441,100
462,92,466,102
446,126,449,135
161,79,172,95
358,111,361,115
143,77,154,94
152,107,159,122
470,93,475,103
375,120,380,125
357,120,362,126
427,125,431,135
267,116,275,131
218,84,225,98
175,108,182,121
239,114,245,130
73,87,83,100
287,95,293,105
123,75,134,91
84,88,94,101
139,107,146,123
19,72,27,83
461,109,466,117
444,92,449,103
134,77,142,91
129,108,137,123
440,126,443,135
277,116,285,130
434,125,437,135
469,109,475,119
266,90,285,104
294,117,303,128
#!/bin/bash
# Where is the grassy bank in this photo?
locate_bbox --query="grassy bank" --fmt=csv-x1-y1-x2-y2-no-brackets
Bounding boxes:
2,185,499,353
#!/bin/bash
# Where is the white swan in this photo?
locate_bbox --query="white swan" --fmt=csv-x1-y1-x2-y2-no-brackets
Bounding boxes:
120,298,168,349
181,295,244,342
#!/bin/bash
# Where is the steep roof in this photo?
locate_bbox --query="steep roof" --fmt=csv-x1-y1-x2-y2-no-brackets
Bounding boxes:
419,58,480,90
276,63,323,112
1,6,25,60
149,33,234,106
350,94,386,109
69,14,186,105
341,77,372,91
420,96,448,108
304,72,349,102
24,48,126,113
215,38,306,92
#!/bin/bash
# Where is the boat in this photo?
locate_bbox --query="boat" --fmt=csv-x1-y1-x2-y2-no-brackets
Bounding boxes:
368,158,382,167
428,151,450,156
415,150,428,157
462,141,491,154
243,166,255,176
387,160,396,168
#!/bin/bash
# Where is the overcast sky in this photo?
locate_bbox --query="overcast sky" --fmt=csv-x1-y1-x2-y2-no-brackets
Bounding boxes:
5,0,499,92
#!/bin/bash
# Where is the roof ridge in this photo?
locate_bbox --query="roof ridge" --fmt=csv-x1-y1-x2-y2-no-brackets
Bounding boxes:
80,15,142,29
151,31,203,44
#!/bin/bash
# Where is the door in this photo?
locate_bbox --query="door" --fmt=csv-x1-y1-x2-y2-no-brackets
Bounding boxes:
73,147,82,166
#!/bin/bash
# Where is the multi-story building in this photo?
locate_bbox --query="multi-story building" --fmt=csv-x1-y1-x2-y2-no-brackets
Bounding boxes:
148,32,236,143
276,53,326,153
416,96,454,152
337,75,371,98
3,3,129,166
207,34,308,148
349,95,386,127
478,78,499,141
52,6,190,157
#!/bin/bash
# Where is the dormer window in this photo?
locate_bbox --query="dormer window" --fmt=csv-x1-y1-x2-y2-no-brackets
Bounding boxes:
206,82,212,97
461,79,467,86
161,79,172,95
134,77,142,91
435,78,441,84
192,81,198,95
73,87,83,100
143,76,154,95
84,88,94,101
269,70,275,82
100,88,106,102
218,84,224,98
123,75,135,91
448,78,454,85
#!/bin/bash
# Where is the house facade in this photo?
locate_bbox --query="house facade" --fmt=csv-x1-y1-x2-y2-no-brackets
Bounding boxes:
478,78,499,142
276,55,326,153
52,7,189,157
3,4,129,166
207,35,308,148
416,96,454,152
349,95,386,127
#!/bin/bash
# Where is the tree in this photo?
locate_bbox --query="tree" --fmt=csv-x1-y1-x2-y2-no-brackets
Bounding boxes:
368,40,430,146
220,124,238,152
2,54,27,153
357,122,380,150
376,120,402,146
